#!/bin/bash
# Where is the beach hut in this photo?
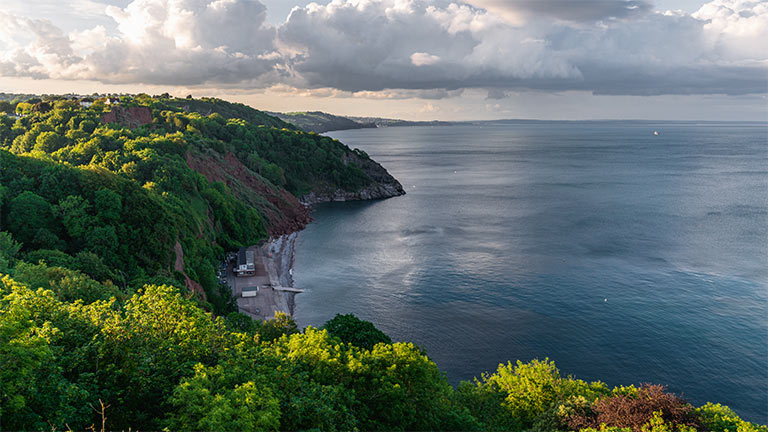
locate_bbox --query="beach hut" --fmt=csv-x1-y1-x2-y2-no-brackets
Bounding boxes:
236,246,256,276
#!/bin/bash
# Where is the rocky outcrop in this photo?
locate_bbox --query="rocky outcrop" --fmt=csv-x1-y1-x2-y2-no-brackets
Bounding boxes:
101,106,152,128
301,152,405,205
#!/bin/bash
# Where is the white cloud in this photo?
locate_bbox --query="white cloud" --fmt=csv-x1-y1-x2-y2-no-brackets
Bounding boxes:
410,52,441,66
0,0,765,96
0,0,280,85
277,0,766,95
278,0,580,91
693,0,768,61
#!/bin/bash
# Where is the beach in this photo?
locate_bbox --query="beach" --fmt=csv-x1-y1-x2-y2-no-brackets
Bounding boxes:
228,232,301,320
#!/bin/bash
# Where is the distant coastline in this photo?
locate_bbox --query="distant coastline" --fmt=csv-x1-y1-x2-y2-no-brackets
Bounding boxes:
266,108,768,135
268,110,455,133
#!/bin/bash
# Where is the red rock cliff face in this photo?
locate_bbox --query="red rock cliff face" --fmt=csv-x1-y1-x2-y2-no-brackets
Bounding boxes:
186,150,311,237
100,106,153,128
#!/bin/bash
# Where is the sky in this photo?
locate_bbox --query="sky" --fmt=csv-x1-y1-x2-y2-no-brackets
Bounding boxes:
0,0,766,120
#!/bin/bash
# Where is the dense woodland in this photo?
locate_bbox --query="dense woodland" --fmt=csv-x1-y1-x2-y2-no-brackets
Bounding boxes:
0,95,764,431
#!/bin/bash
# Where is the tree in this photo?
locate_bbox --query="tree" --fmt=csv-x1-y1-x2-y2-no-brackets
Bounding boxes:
322,313,392,350
34,131,63,153
456,359,609,431
697,403,768,432
93,284,232,429
168,363,281,431
7,191,60,249
258,312,298,342
93,189,122,223
57,195,93,240
12,261,121,303
85,225,118,264
0,100,14,114
0,278,59,430
0,231,21,272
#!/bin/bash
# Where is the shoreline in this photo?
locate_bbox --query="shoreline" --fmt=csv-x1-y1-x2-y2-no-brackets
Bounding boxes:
264,232,299,316
234,188,405,321
229,232,300,320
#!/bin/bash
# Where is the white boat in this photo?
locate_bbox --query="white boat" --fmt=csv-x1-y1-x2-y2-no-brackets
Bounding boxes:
653,130,660,136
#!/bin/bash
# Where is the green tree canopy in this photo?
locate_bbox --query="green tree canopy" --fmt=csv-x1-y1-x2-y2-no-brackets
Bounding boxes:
322,313,392,350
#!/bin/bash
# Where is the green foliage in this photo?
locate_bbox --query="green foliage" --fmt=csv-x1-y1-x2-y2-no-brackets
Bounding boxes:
11,261,122,303
0,275,765,431
6,191,61,249
322,313,392,350
0,95,764,431
639,411,697,432
272,110,371,133
168,363,281,431
697,403,768,432
0,94,381,312
0,231,21,272
0,285,56,429
456,358,610,431
258,311,299,342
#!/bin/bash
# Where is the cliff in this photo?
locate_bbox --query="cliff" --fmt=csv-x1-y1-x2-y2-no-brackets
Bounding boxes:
100,106,152,128
186,149,312,237
300,151,405,205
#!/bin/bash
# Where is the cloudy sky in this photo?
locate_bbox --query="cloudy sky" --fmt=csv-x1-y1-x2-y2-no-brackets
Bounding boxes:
0,0,766,120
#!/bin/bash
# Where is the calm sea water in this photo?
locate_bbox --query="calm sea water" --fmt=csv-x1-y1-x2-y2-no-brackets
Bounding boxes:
292,121,768,423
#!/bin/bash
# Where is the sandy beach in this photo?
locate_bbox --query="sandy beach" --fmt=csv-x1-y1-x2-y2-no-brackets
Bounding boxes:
227,232,301,320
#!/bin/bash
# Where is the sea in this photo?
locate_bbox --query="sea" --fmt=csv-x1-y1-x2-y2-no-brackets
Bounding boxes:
292,121,768,423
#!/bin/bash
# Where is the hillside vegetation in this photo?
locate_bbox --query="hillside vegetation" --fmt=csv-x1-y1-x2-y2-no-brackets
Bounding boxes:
0,94,397,313
0,95,764,431
268,110,376,133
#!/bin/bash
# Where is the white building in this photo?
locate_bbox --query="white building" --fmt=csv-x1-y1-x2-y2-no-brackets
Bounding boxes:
236,247,256,276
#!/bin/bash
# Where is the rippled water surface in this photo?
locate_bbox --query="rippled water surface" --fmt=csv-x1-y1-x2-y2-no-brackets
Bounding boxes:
292,122,768,423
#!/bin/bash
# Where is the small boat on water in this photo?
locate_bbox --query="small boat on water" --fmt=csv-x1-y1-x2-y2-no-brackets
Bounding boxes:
653,130,660,136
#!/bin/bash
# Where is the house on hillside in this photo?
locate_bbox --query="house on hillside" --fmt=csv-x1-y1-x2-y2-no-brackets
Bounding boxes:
105,97,120,105
1,112,21,120
236,246,256,276
79,97,94,108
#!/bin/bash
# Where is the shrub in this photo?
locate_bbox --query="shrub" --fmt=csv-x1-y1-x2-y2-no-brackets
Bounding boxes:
565,384,700,432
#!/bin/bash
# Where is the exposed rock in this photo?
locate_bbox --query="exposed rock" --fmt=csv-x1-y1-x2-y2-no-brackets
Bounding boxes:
100,106,152,128
186,150,312,237
301,152,405,205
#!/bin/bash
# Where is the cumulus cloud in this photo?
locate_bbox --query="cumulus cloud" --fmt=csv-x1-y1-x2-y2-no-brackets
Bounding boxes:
692,0,768,61
278,1,580,91
0,0,279,85
0,0,765,96
278,0,767,95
